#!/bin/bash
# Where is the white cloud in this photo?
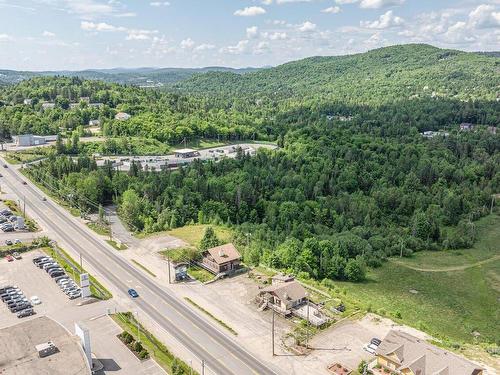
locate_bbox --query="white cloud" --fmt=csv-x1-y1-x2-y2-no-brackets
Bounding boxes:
220,40,249,54
194,43,215,52
261,0,273,4
442,21,476,44
359,0,405,9
42,30,56,37
150,1,170,6
298,21,317,32
81,21,125,32
254,41,269,54
276,0,314,3
261,31,288,40
0,33,12,42
234,6,266,16
180,38,195,49
81,21,157,41
336,0,358,4
322,6,341,14
247,26,259,39
468,4,500,29
65,0,114,19
360,10,404,29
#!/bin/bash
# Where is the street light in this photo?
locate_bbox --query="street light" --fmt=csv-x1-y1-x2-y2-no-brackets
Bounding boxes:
134,311,140,342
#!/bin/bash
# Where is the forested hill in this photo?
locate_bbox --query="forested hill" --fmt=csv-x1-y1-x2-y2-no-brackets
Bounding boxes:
177,44,500,104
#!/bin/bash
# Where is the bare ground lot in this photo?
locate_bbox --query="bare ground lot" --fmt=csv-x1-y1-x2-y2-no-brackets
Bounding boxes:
0,249,164,375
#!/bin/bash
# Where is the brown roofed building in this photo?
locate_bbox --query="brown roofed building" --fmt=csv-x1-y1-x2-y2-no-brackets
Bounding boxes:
374,330,484,375
201,243,241,275
259,280,307,315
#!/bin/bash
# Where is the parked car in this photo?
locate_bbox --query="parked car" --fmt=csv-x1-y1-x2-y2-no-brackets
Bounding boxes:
5,239,12,246
2,225,14,232
54,275,68,282
127,288,139,298
14,239,21,245
68,291,82,299
17,308,35,318
22,181,27,185
30,296,41,305
12,252,21,260
9,216,17,223
1,210,12,217
5,255,14,262
363,343,378,354
10,303,31,313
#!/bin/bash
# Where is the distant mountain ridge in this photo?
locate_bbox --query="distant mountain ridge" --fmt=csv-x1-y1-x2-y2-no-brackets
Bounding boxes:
0,66,262,86
175,44,500,103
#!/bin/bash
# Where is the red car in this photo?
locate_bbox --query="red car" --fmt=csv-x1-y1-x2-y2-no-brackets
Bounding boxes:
5,255,14,262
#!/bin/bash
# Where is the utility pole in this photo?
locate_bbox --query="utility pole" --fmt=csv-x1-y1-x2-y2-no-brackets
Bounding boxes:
167,257,172,284
23,195,26,218
306,293,310,349
201,360,205,375
272,307,275,356
79,253,83,271
491,195,495,215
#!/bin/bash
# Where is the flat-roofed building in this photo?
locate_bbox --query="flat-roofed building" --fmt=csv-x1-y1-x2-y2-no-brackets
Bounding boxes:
174,148,200,159
0,316,91,375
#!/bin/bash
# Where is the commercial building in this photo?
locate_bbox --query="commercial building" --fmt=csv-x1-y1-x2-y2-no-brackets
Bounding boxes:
0,316,91,375
13,134,57,147
174,148,200,159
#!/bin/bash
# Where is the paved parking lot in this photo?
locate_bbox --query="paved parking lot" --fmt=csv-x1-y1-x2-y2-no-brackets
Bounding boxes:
0,249,165,375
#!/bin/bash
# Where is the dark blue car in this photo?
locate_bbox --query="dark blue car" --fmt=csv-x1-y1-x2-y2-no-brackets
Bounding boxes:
127,288,139,298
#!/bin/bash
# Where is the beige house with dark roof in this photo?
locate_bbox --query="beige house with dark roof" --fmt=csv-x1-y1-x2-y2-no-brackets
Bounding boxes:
201,243,241,275
374,330,484,375
258,279,307,315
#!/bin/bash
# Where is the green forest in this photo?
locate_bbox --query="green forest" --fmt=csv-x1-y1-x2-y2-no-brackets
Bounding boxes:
2,44,499,286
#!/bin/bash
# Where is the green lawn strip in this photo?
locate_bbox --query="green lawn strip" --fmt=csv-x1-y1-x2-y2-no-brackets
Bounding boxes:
2,199,39,232
106,239,128,250
184,297,238,336
111,312,197,375
187,265,214,283
42,246,112,300
86,221,110,236
131,259,156,277
0,241,41,256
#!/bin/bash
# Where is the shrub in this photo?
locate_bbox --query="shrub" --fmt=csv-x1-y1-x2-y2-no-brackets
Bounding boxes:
120,331,134,344
139,349,149,359
133,341,143,353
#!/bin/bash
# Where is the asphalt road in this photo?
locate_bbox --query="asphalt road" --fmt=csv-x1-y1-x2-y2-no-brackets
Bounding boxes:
0,159,278,375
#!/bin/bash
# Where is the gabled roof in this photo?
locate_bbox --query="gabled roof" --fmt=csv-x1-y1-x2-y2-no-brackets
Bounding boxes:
203,243,241,265
261,280,307,302
376,330,483,375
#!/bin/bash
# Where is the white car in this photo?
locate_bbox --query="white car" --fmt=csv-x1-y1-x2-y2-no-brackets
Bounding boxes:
363,343,378,354
30,296,41,305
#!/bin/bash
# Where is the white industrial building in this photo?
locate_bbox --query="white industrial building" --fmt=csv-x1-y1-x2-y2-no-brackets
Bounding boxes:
13,134,58,147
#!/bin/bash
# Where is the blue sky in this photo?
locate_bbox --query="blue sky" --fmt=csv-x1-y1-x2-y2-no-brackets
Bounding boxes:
0,0,498,70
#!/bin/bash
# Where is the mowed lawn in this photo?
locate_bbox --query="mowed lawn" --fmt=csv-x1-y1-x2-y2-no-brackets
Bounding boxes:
338,214,500,344
167,224,233,247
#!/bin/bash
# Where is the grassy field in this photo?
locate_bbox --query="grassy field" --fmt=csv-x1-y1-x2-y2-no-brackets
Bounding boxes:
337,214,500,345
187,265,214,283
165,225,233,247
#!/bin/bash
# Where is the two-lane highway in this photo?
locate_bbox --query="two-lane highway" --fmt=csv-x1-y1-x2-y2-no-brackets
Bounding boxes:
0,159,278,375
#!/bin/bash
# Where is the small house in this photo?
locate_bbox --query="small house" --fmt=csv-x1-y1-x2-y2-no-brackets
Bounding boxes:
89,119,100,127
201,243,241,275
115,112,131,121
23,99,32,105
258,279,307,315
374,330,484,375
41,102,55,111
460,122,474,131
